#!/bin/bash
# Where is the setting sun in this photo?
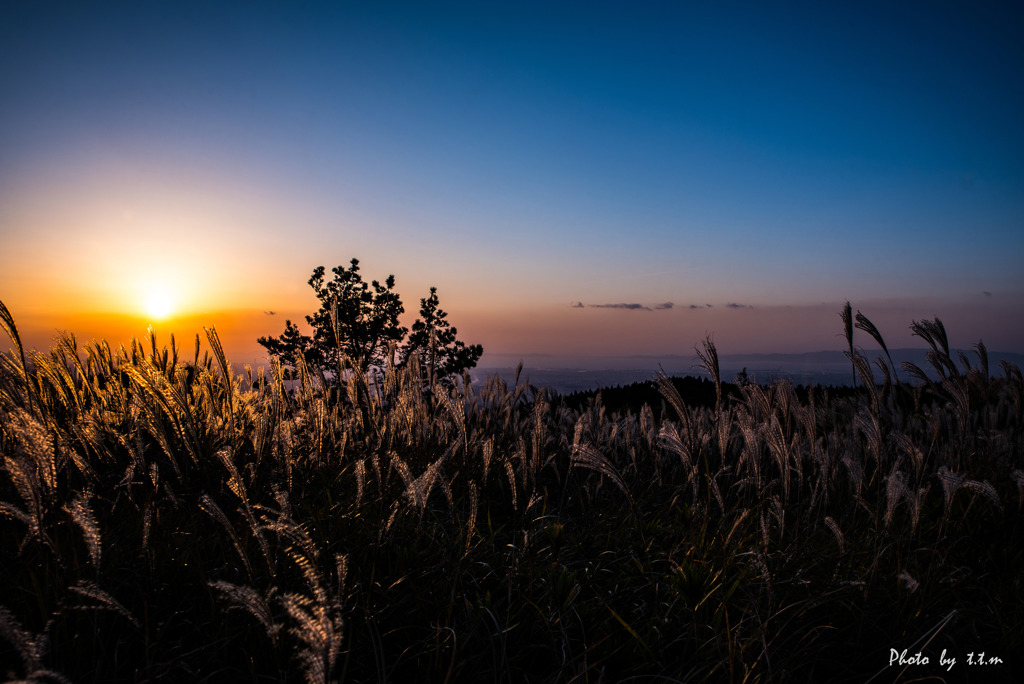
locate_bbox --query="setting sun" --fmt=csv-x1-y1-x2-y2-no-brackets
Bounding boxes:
143,287,175,320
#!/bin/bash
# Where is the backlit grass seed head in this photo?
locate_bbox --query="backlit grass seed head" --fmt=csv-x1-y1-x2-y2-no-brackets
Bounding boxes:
841,454,864,497
897,570,919,594
354,459,365,509
884,470,907,528
282,590,343,684
824,516,844,553
961,479,1002,511
69,580,139,628
210,581,279,638
1,451,44,537
0,604,45,674
936,466,964,514
504,458,518,510
67,492,102,567
6,409,55,495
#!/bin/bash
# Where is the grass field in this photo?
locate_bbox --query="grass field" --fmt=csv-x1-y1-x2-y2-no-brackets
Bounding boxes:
1,299,1021,682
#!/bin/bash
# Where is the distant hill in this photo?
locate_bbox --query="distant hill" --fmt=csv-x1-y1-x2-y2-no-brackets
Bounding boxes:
473,348,1024,395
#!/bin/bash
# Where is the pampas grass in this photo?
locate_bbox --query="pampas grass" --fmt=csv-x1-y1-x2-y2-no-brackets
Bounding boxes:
1,297,1022,682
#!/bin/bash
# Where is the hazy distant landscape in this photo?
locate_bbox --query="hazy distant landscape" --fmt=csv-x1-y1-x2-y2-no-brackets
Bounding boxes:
476,349,1024,394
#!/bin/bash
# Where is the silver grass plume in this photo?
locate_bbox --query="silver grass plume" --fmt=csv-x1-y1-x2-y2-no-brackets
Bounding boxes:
530,391,547,486
659,421,698,499
893,432,925,480
656,371,693,447
736,409,761,492
973,340,989,380
841,453,864,497
263,510,317,563
0,605,71,683
388,450,416,493
354,459,365,509
906,486,929,534
941,377,970,443
1,449,44,539
874,356,892,391
961,479,1002,512
897,570,919,594
69,580,139,628
742,382,772,423
286,545,324,598
209,581,279,638
503,458,518,510
824,516,844,553
901,360,932,386
571,438,633,505
334,554,348,600
438,388,468,459
141,504,153,550
841,301,855,386
722,508,752,548
884,470,907,528
0,604,43,672
936,466,964,515
957,350,972,375
855,311,897,382
764,414,790,501
8,409,56,497
214,447,247,502
281,590,343,684
465,481,479,554
381,499,402,539
695,335,727,457
200,494,253,580
910,318,957,379
639,403,655,450
481,438,494,484
846,351,879,412
769,494,785,539
406,454,446,510
66,491,102,568
0,298,35,411
854,409,882,465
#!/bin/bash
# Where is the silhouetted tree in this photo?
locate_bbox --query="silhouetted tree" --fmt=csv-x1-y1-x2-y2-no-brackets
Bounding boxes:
400,287,483,388
258,259,482,386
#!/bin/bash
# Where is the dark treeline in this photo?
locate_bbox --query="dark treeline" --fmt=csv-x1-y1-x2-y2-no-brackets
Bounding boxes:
562,375,878,421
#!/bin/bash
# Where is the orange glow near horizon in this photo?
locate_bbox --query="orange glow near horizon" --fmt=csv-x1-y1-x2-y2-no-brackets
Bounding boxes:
4,295,1024,373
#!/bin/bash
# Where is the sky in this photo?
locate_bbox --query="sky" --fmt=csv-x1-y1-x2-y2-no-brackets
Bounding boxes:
2,1,1023,366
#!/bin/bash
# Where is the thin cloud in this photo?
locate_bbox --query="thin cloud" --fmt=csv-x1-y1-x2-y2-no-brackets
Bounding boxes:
726,302,749,309
590,303,650,310
570,301,584,308
654,302,673,310
264,310,276,315
983,291,992,297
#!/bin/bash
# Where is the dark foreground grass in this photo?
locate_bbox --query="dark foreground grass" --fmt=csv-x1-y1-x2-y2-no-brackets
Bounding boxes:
1,300,1022,683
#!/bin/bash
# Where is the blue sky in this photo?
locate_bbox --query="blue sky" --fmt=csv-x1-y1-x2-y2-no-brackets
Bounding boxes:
1,1,1022,360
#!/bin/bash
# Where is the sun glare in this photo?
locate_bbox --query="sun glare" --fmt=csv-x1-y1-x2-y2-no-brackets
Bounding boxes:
143,288,175,320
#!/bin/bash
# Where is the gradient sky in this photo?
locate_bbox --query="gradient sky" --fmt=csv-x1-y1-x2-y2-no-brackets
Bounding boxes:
2,1,1023,364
